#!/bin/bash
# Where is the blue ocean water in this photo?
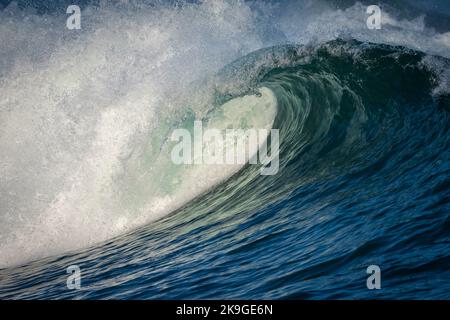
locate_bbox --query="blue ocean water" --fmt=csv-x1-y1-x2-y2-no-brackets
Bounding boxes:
0,1,449,299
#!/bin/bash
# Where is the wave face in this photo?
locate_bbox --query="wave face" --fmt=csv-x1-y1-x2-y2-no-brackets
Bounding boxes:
0,1,449,299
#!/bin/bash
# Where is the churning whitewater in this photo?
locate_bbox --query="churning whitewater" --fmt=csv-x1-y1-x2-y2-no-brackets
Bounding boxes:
0,0,449,300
